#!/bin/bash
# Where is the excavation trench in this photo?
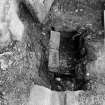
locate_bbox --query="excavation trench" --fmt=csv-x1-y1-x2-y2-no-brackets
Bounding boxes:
17,0,98,92
41,29,92,91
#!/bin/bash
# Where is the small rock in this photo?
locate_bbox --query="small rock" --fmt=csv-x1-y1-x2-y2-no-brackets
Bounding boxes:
75,9,79,13
56,77,61,81
80,8,83,12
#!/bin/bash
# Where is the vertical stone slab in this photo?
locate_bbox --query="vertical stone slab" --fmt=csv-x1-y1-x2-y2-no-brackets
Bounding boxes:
50,31,60,49
49,49,59,69
28,85,51,105
48,31,60,72
28,85,66,105
66,91,80,105
51,92,65,105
